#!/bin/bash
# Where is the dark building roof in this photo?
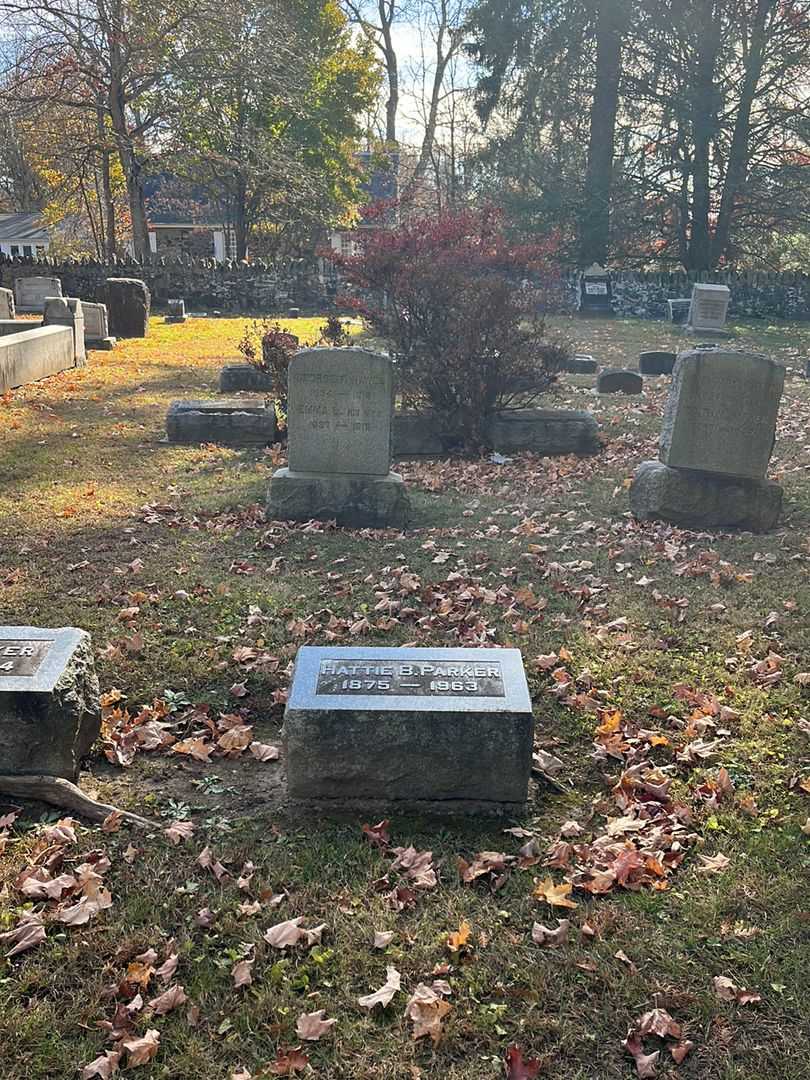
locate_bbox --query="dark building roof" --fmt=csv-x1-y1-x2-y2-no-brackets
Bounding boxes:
0,212,49,242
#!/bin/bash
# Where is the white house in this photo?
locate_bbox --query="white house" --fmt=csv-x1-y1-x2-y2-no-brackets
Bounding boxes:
0,212,50,258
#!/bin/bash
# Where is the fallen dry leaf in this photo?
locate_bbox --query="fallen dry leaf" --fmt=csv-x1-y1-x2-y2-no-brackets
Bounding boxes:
358,965,401,1010
147,984,187,1015
120,1028,160,1067
81,1050,121,1079
249,741,279,761
713,975,761,1005
533,877,578,909
232,958,254,989
404,982,452,1044
373,930,395,949
623,1032,659,1078
531,919,570,946
446,920,471,952
265,1047,309,1075
164,820,194,845
504,1045,541,1079
296,1009,337,1041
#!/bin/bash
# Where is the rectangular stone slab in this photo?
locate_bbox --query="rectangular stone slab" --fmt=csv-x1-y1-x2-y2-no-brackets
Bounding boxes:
0,626,101,779
0,325,76,392
660,350,784,479
284,646,534,810
688,283,730,330
14,276,62,313
287,348,393,476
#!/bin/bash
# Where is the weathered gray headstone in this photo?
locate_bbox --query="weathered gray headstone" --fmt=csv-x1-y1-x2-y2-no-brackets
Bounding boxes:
219,364,274,393
104,277,150,338
166,399,277,445
0,287,14,319
660,350,784,479
667,299,691,325
166,299,186,323
566,353,599,374
688,283,730,334
284,646,533,812
82,301,116,350
14,276,62,313
268,347,410,527
630,460,782,533
0,627,100,779
42,296,86,365
638,351,676,376
597,369,643,394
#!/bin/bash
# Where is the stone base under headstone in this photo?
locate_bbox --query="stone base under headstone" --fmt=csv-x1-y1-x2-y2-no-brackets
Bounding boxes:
219,363,274,393
268,467,410,529
166,399,277,446
87,336,116,351
685,325,731,338
630,460,782,532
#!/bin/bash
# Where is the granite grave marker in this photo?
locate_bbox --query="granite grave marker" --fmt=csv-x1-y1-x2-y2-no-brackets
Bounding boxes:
687,283,730,334
284,646,533,812
14,276,62,313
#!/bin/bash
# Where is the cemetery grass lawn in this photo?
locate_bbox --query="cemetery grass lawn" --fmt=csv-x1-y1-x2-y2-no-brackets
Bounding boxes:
1,316,810,1079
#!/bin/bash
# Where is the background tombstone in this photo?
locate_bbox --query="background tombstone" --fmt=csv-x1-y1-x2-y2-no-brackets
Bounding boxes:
578,263,613,316
687,283,731,334
42,296,86,365
0,626,100,780
638,350,676,376
565,353,599,374
597,368,643,394
667,299,691,324
631,348,785,531
14,276,62,313
267,347,410,528
0,286,14,319
104,277,150,338
82,301,116,350
166,298,186,323
284,646,533,812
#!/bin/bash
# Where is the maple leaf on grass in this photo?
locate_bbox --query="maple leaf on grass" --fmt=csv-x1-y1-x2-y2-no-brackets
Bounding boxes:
264,917,326,950
249,741,279,762
713,975,762,1005
172,737,214,762
505,1045,541,1079
446,920,471,952
404,982,452,1044
81,1050,121,1079
296,1009,337,1041
232,957,254,988
533,877,578,909
358,964,401,1010
531,919,570,946
362,819,390,848
121,1028,160,1067
147,983,187,1015
164,819,194,845
265,1047,309,1075
373,930,395,948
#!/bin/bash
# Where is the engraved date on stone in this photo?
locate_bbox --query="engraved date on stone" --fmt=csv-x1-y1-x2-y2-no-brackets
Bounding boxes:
0,639,53,677
316,658,506,697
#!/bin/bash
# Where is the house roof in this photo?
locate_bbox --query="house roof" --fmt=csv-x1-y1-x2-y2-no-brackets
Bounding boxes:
0,212,49,242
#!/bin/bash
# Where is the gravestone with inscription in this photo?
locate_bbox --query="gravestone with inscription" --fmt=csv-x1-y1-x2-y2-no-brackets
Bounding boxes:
630,348,785,531
104,277,150,338
284,646,534,812
687,283,731,335
578,263,613,317
0,627,101,779
638,350,676,376
82,301,116,350
267,347,410,527
14,276,63,313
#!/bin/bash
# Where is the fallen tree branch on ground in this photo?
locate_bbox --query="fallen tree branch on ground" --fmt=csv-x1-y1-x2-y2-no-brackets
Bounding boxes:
0,774,157,829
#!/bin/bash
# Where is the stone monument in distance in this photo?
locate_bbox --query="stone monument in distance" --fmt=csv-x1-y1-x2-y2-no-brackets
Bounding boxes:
630,348,784,531
687,283,731,335
284,646,534,813
267,347,410,528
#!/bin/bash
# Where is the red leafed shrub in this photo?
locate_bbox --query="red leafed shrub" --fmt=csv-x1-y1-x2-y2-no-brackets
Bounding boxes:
332,207,569,451
237,319,299,398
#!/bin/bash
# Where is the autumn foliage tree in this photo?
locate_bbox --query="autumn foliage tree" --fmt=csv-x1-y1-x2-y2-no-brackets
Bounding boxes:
334,207,568,452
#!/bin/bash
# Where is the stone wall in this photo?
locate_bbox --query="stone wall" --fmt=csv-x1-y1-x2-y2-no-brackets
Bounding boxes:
3,253,810,320
0,254,332,314
561,269,810,321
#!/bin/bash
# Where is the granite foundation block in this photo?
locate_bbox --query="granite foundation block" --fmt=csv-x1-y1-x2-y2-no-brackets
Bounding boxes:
0,627,101,780
268,468,410,529
630,460,782,532
284,646,533,812
166,399,277,445
565,353,599,374
393,408,600,458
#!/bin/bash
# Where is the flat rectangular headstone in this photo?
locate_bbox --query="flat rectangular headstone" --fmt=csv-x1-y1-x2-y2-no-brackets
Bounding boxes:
660,350,784,479
0,626,101,779
689,283,730,331
284,646,534,810
14,276,62,313
287,348,393,476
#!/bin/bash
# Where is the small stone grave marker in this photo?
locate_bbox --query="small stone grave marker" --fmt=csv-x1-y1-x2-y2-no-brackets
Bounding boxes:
638,351,676,376
42,296,86,364
578,263,612,316
667,299,691,324
597,368,643,394
688,283,730,334
0,626,100,779
82,301,116,350
166,299,186,323
284,646,533,811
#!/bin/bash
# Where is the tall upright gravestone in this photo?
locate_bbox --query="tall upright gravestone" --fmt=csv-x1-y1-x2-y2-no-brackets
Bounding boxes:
267,347,410,528
104,277,150,338
42,296,86,365
687,283,730,335
14,276,62,314
630,349,784,531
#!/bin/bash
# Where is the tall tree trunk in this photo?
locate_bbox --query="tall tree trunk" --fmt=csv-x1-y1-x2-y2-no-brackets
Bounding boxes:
234,175,249,261
97,105,117,260
381,10,398,145
685,1,721,270
710,0,773,265
578,0,626,267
